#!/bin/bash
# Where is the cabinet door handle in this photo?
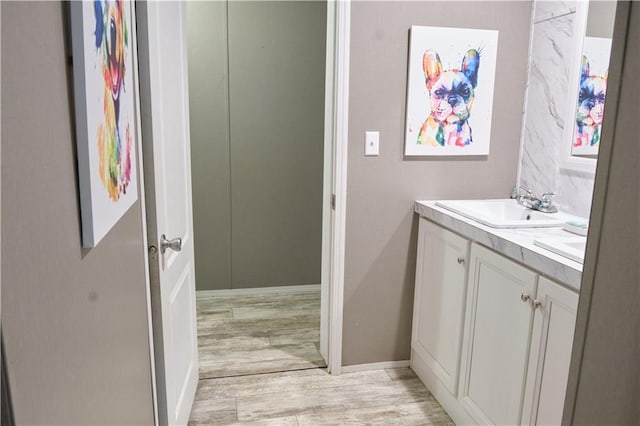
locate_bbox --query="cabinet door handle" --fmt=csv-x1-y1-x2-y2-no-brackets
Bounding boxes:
533,299,543,309
457,257,465,265
521,293,531,302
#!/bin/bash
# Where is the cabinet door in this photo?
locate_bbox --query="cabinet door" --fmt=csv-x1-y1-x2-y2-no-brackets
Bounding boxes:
411,218,470,395
460,244,538,425
522,277,578,425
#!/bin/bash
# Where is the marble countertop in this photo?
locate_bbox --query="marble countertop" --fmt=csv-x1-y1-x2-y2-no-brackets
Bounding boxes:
415,201,584,291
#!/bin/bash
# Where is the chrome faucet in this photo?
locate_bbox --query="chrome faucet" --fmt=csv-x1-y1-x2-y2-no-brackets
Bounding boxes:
538,192,558,213
516,187,558,213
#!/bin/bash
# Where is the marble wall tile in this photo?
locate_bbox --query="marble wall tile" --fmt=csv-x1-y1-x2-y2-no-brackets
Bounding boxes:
520,13,576,195
518,2,595,218
557,170,595,218
534,1,577,23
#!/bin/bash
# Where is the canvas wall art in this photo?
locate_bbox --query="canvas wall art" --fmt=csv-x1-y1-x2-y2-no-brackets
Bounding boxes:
405,26,499,156
572,36,612,156
71,0,138,248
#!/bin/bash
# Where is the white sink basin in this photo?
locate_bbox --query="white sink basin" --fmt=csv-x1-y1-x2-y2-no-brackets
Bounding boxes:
435,199,564,229
534,237,587,264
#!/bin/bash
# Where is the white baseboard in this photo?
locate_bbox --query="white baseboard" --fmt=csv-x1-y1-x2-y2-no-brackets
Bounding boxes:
196,284,321,298
341,360,410,374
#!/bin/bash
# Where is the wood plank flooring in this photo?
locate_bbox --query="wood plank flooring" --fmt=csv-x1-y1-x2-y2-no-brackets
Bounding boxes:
194,290,452,424
197,290,326,379
188,367,453,425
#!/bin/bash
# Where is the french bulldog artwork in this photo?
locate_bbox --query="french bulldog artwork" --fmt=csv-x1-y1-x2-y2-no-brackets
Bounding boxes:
93,0,134,201
574,55,607,149
404,26,498,156
417,49,480,147
571,36,612,156
71,0,139,247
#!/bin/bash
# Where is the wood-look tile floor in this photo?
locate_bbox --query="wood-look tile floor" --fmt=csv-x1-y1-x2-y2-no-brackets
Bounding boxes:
189,367,453,425
197,290,326,379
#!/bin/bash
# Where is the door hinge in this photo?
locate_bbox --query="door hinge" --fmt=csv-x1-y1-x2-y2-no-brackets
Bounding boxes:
331,194,336,210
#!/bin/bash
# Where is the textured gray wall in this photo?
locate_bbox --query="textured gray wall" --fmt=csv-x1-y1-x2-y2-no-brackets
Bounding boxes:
343,1,532,365
586,1,617,38
187,2,232,291
566,3,640,424
187,1,326,290
1,2,154,424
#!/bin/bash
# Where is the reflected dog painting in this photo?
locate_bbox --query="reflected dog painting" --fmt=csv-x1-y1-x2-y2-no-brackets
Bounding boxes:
572,36,612,156
72,0,138,248
405,26,498,156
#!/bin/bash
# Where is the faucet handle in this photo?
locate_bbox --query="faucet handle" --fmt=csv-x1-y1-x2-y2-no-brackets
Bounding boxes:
540,192,557,211
519,186,535,198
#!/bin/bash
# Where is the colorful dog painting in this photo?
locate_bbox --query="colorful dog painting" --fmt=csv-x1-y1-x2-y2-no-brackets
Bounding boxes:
574,55,607,149
417,49,480,147
404,26,498,157
94,0,133,201
72,0,138,247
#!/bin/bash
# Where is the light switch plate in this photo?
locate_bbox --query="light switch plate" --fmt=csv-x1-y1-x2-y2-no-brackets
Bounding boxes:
365,131,379,156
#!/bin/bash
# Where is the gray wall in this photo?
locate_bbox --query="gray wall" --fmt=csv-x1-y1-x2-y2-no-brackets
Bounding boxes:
1,2,154,424
565,3,640,423
586,1,617,38
343,1,532,365
187,1,326,291
187,2,232,292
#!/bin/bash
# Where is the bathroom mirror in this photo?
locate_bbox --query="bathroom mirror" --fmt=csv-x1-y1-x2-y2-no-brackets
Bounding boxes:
562,1,617,174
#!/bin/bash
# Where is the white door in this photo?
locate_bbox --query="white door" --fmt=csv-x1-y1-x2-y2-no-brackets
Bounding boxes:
460,244,538,425
522,277,578,425
136,2,198,425
411,218,470,395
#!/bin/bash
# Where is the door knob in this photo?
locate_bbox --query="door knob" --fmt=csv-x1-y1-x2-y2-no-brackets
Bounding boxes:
160,234,182,254
457,257,465,265
521,293,531,302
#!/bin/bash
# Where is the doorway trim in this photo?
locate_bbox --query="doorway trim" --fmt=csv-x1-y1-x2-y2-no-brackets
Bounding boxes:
130,2,159,423
326,0,350,376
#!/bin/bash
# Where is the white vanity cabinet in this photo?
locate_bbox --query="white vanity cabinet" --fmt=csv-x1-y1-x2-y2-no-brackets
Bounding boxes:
459,244,538,425
411,217,579,426
411,218,470,395
522,276,578,426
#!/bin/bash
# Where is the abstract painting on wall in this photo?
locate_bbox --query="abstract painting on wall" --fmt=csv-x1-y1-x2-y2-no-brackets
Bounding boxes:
71,0,138,248
405,26,499,156
572,36,612,156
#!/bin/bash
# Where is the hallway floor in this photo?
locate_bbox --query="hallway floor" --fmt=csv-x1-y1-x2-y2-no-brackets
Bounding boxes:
197,289,326,379
188,367,453,425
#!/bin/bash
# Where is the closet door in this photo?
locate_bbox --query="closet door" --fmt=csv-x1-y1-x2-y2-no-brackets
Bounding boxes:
228,2,327,288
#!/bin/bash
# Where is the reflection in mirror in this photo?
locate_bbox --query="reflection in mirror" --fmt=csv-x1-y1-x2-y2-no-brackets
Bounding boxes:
570,1,617,158
572,38,610,156
519,0,621,217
